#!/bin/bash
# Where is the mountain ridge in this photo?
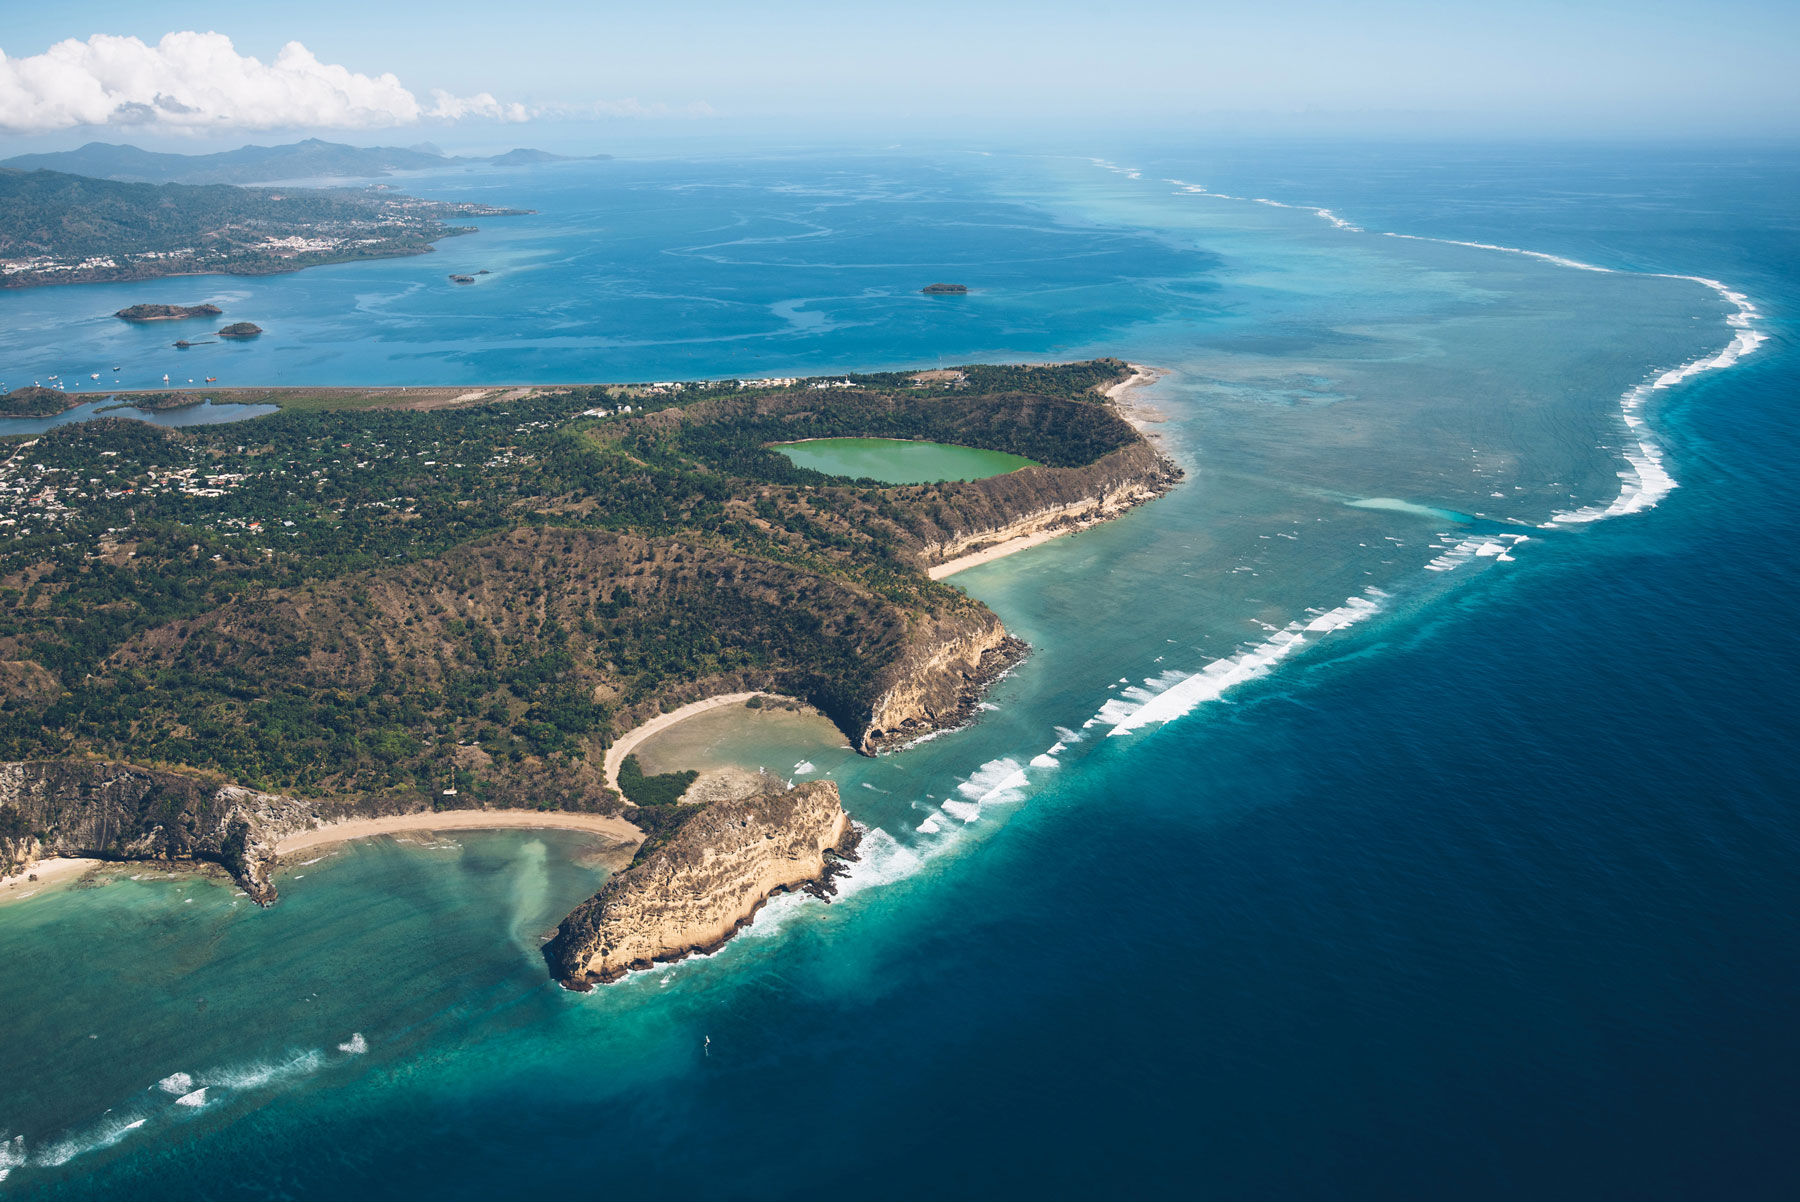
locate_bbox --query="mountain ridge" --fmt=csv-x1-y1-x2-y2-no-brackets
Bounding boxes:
0,138,610,185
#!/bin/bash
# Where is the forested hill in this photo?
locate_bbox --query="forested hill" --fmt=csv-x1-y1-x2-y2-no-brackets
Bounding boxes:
0,169,525,287
0,361,1173,815
0,138,610,185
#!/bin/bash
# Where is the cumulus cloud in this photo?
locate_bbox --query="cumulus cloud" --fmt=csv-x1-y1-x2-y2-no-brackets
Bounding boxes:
427,89,530,123
0,32,523,133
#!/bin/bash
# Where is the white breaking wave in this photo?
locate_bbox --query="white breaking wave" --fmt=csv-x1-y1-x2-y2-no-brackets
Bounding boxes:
1377,233,1767,524
827,826,926,900
955,757,1030,805
792,760,816,775
1425,532,1531,573
1098,590,1388,736
28,1116,147,1170
9,1050,333,1183
337,1033,368,1055
1,1133,24,1182
199,1049,325,1092
1113,164,1769,528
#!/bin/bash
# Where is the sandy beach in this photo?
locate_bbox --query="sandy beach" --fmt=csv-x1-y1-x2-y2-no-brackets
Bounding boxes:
275,810,644,857
927,527,1076,579
1105,363,1169,427
603,692,802,789
926,364,1167,580
0,855,105,904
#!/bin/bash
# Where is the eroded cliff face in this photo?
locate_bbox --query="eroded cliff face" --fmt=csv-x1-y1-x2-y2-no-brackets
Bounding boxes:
860,610,1024,754
0,760,316,902
910,441,1182,567
546,780,853,987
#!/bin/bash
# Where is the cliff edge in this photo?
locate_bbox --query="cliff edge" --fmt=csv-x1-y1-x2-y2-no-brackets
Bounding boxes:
0,760,316,903
546,779,853,987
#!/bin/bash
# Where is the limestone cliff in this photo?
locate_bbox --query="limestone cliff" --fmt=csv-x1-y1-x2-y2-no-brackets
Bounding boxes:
546,780,853,987
0,759,602,904
860,610,1024,753
0,760,316,903
908,441,1181,567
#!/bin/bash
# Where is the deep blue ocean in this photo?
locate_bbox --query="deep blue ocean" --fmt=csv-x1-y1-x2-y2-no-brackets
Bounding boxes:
1,140,1795,1199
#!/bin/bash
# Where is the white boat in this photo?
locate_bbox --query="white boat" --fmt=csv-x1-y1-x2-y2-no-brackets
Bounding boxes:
90,373,100,380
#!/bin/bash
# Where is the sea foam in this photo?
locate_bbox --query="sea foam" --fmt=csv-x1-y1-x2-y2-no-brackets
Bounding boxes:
1098,590,1387,736
1118,163,1768,530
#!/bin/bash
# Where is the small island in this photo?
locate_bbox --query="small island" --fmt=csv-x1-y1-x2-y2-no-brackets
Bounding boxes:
449,274,476,284
0,385,79,417
921,283,969,294
217,322,263,339
115,303,223,322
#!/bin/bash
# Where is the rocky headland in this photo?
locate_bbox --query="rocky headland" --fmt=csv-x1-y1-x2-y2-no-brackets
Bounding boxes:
545,778,855,987
0,360,1180,976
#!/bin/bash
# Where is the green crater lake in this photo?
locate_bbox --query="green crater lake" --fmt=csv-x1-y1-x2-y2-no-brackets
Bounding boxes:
774,438,1037,484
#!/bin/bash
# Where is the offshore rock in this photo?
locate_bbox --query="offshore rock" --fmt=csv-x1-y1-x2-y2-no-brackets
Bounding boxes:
546,780,852,987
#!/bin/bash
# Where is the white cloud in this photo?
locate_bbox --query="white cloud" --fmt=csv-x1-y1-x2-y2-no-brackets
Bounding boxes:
0,32,522,133
427,89,530,124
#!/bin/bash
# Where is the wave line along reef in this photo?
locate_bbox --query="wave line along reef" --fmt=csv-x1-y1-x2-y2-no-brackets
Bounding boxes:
0,360,1178,977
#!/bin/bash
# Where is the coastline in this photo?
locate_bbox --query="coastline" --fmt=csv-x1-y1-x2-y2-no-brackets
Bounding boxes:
925,363,1169,580
603,693,798,790
1105,363,1170,427
928,527,1074,579
274,810,643,857
0,855,105,904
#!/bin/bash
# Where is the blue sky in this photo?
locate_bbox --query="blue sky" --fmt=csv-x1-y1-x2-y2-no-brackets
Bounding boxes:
2,1,1797,149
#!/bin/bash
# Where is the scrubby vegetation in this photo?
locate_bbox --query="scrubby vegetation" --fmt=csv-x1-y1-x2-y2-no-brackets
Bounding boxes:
617,755,699,807
0,361,1139,811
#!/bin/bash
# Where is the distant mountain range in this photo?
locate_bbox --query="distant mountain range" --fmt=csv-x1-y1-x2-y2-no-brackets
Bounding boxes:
0,138,609,185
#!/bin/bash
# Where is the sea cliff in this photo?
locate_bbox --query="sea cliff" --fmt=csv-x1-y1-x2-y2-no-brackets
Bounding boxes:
862,610,1024,752
546,779,854,987
0,760,314,903
906,441,1180,568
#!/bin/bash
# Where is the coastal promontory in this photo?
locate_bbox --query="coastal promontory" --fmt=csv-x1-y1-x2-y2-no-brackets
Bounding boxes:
546,779,854,987
0,361,1178,937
